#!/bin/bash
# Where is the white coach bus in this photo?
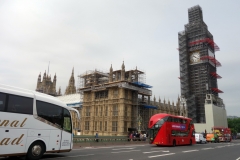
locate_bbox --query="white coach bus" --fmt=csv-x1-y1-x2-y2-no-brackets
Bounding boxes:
0,84,80,160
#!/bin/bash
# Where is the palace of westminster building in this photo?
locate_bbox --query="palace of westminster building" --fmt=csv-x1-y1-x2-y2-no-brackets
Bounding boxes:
35,5,227,136
36,62,187,136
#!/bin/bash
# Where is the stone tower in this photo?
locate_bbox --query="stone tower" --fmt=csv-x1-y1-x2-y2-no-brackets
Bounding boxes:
178,5,223,122
65,68,77,95
36,71,59,96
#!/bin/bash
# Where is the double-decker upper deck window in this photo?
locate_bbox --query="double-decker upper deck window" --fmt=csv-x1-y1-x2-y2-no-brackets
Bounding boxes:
7,94,33,115
0,93,6,111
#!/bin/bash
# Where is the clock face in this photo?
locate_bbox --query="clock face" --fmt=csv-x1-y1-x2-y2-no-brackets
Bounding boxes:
190,52,200,63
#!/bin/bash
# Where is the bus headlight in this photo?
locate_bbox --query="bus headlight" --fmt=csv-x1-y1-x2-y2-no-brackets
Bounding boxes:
150,138,153,140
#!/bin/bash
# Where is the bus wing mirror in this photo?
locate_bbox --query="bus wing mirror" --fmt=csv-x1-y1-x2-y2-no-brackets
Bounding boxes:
68,107,81,120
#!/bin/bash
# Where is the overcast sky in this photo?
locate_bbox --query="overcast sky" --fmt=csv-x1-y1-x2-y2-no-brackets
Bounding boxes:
0,0,239,116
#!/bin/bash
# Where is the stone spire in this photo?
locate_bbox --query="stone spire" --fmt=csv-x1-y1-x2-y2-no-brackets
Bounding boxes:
65,67,76,95
42,70,47,86
109,64,113,82
153,95,156,105
122,61,125,70
135,66,138,82
36,72,41,89
53,73,56,91
172,101,175,114
128,71,132,82
58,87,62,96
121,61,125,81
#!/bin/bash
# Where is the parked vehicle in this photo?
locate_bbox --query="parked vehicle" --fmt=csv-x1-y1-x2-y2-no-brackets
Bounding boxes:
195,133,206,144
213,127,232,142
206,133,219,143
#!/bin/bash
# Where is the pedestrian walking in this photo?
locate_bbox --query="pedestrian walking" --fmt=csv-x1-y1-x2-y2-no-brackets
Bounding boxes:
129,133,133,141
143,133,146,141
95,132,99,142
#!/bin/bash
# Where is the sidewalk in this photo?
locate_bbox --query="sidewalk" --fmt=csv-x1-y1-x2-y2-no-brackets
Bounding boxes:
73,141,148,149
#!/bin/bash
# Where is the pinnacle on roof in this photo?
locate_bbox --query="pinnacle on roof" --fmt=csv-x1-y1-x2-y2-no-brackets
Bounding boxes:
121,61,125,70
110,64,113,72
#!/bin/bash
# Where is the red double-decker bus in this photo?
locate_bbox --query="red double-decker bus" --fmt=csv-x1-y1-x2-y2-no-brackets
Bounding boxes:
148,113,196,146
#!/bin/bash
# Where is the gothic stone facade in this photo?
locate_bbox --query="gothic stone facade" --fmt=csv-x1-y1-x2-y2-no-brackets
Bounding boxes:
79,62,187,136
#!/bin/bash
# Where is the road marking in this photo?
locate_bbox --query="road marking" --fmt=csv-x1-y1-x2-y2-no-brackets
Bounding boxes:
236,157,240,160
44,154,94,159
143,151,162,154
124,145,145,147
145,150,169,153
182,150,198,153
226,145,234,147
148,153,175,158
151,147,164,150
63,154,94,158
233,143,239,145
201,148,214,150
73,145,145,150
112,148,135,150
111,150,141,153
215,146,225,148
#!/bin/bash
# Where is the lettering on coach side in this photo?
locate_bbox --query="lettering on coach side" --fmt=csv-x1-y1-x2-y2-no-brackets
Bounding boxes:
0,134,24,145
0,118,27,128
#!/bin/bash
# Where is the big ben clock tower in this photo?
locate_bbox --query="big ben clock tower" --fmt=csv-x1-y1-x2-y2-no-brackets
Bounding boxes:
178,5,223,123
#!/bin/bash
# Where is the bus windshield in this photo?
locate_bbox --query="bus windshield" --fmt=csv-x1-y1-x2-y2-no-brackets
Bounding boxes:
149,116,168,142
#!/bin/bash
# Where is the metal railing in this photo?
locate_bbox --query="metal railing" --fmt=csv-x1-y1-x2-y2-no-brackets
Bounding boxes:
73,136,148,144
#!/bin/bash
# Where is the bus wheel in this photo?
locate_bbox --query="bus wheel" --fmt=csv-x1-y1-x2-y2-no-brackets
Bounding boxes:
172,140,176,147
27,141,45,160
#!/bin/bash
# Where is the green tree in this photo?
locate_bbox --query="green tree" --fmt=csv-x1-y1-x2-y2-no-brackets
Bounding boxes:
228,118,240,133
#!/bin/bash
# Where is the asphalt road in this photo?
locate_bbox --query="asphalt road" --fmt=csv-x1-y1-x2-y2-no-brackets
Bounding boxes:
1,140,240,160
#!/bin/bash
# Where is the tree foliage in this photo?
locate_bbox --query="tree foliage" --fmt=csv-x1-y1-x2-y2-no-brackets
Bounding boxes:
228,118,240,134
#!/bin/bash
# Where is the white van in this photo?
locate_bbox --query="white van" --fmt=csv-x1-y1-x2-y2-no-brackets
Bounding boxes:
195,133,206,144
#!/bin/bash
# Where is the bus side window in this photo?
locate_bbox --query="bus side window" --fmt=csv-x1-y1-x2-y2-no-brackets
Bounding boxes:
7,95,33,115
63,109,72,133
36,101,63,128
176,118,180,123
167,117,172,122
172,130,176,136
179,119,183,124
173,118,179,123
182,120,186,124
190,120,193,124
0,93,6,111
